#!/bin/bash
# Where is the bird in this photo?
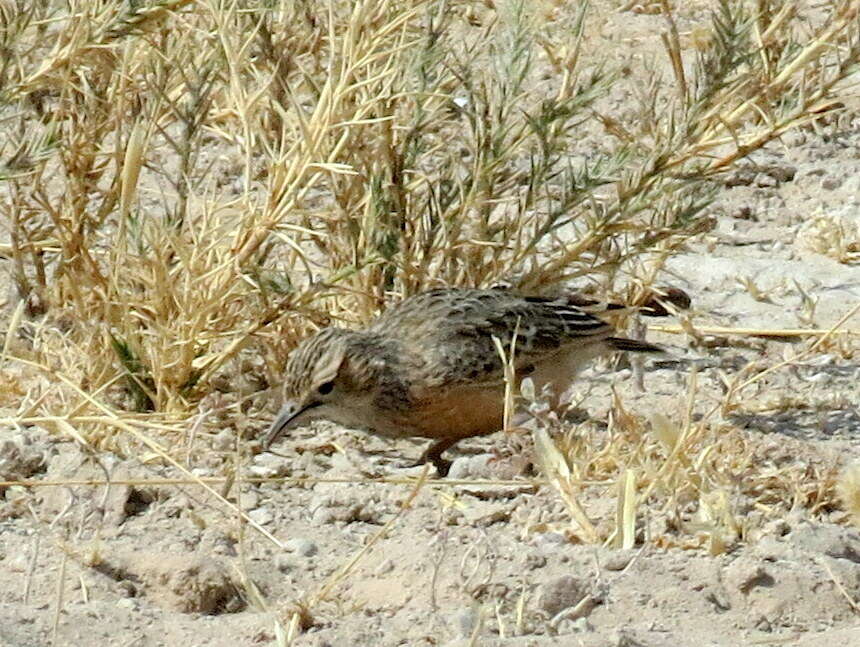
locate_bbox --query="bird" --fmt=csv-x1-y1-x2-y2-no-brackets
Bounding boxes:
262,286,688,475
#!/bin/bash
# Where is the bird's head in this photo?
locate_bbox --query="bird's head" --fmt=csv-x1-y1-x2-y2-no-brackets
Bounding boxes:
263,327,354,450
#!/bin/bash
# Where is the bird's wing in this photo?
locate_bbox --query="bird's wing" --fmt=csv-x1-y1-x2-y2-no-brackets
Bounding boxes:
400,291,614,388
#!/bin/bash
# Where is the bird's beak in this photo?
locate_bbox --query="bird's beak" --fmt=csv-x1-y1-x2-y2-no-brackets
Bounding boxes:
263,400,318,450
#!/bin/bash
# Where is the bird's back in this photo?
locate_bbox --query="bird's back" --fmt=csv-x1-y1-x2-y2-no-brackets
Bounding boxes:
368,288,617,389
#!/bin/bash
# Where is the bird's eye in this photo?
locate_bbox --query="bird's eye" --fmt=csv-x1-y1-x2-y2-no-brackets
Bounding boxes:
316,381,334,396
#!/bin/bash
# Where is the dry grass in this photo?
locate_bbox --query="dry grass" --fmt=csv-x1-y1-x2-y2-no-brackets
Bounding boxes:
2,0,860,639
3,0,858,417
798,212,860,264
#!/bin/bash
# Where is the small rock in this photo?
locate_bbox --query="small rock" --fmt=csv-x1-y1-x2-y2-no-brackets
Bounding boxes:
284,538,318,557
116,580,137,598
309,484,387,523
724,558,775,594
762,518,791,538
724,168,756,187
537,574,589,617
276,555,297,573
375,559,395,575
247,507,273,525
197,528,238,557
755,173,777,188
454,607,478,638
162,494,192,519
311,508,336,525
767,163,797,183
822,176,844,190
563,617,591,634
609,627,646,647
521,552,547,570
211,430,234,451
328,452,360,475
603,550,635,571
705,587,731,611
447,454,494,479
239,490,260,509
0,434,47,485
249,453,290,478
460,502,510,526
730,205,755,220
805,372,831,385
806,354,837,367
783,131,806,146
533,532,567,550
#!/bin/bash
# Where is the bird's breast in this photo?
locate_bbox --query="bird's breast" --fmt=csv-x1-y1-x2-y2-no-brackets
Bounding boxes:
394,385,506,440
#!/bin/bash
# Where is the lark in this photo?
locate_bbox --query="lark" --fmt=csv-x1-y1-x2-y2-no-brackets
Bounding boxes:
263,287,688,474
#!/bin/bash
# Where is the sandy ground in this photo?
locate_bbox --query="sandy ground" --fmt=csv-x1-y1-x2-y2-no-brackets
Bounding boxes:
2,4,860,647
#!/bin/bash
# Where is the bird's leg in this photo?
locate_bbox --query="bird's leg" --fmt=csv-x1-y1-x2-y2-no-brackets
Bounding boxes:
416,437,459,477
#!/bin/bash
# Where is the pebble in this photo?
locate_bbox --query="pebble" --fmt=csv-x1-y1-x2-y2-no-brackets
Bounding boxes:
249,453,290,478
284,537,318,557
211,430,234,451
723,558,774,594
538,574,589,616
312,508,336,525
247,507,273,525
822,176,843,190
239,490,260,509
454,607,478,638
375,559,395,575
533,532,567,550
603,549,635,571
276,555,297,573
448,454,494,479
755,173,778,188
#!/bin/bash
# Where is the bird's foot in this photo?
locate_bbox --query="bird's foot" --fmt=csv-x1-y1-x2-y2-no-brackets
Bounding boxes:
412,452,451,477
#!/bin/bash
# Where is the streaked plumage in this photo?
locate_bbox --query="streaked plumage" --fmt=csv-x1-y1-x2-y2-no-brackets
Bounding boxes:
264,287,682,474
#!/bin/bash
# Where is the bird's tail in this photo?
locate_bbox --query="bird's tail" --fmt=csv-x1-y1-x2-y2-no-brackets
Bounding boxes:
565,286,691,318
607,337,663,353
